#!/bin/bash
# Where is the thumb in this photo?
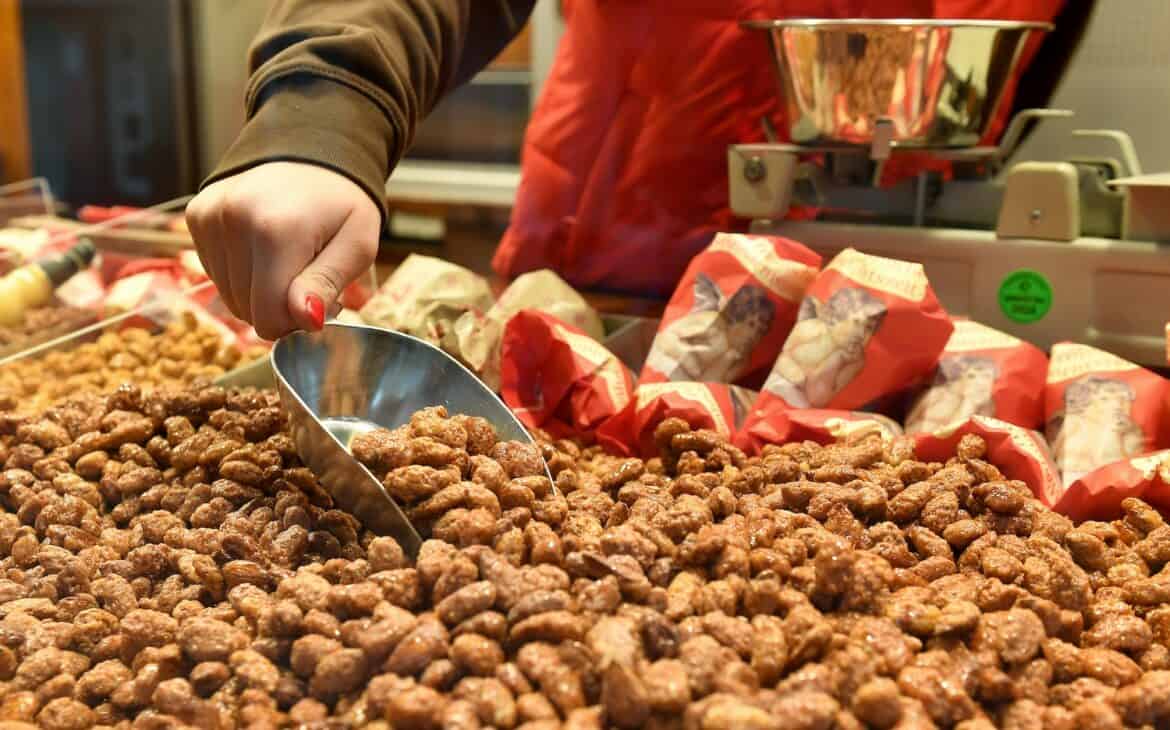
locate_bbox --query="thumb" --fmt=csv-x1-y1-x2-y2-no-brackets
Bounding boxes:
287,211,378,331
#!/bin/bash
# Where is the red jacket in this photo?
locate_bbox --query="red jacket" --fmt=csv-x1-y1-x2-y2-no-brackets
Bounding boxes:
493,0,1068,297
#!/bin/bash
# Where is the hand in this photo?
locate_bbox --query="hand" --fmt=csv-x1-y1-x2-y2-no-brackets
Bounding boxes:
186,162,381,340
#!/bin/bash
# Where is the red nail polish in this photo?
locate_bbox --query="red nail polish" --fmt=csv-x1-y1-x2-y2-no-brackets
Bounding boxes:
305,294,325,330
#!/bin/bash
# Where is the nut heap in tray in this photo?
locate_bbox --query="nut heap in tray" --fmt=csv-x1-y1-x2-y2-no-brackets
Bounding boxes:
0,306,96,354
0,311,267,412
4,388,1170,729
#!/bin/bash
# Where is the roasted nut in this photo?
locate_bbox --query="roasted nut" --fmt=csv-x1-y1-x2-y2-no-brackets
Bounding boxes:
36,697,96,730
384,618,450,677
308,648,368,700
451,633,505,677
437,581,497,626
10,389,1170,726
386,683,448,730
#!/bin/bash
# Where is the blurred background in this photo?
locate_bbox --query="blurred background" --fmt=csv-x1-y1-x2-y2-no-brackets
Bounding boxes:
1,0,565,210
0,0,1167,209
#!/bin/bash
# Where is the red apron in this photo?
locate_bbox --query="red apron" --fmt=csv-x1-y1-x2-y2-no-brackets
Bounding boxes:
493,0,1064,297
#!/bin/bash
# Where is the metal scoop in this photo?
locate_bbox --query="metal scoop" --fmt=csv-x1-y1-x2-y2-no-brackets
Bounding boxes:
271,322,550,557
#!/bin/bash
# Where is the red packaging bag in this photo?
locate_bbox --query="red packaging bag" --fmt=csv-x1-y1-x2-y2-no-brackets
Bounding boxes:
905,319,1048,436
106,278,237,347
78,205,180,230
500,310,634,439
596,382,753,458
1045,342,1169,487
54,269,106,311
915,415,1062,508
741,249,952,448
112,258,193,284
103,270,188,327
186,283,269,350
1053,451,1170,522
178,250,209,283
640,233,820,387
760,248,952,408
101,254,206,290
737,408,902,450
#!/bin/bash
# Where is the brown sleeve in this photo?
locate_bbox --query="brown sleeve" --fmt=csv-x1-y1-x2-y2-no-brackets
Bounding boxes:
204,0,534,223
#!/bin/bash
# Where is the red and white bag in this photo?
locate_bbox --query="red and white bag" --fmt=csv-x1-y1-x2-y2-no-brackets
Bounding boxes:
499,310,633,439
741,248,952,450
597,382,755,458
640,233,820,388
915,415,1062,508
737,408,902,449
1045,343,1169,487
1053,451,1170,522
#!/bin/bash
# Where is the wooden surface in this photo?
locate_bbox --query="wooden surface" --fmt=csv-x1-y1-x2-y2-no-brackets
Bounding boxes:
0,0,31,182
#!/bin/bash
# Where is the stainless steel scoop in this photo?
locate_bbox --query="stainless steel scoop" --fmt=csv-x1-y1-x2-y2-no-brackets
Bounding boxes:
271,322,550,557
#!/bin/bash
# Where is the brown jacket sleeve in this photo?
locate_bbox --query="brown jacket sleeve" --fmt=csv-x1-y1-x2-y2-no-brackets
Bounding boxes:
205,0,535,223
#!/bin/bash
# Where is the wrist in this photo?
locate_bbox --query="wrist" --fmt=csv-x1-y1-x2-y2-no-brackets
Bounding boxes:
205,78,395,231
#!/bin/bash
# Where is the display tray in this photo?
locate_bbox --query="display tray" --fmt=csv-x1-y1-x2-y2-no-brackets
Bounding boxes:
0,308,101,360
0,261,209,369
214,351,277,390
0,201,204,364
7,213,194,257
0,280,267,410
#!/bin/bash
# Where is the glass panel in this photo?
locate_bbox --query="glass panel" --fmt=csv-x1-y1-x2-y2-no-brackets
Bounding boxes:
405,79,531,165
404,22,532,165
0,177,55,227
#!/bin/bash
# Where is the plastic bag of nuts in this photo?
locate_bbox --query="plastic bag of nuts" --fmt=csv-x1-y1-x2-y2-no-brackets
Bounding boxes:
915,414,1062,507
595,381,754,457
1054,449,1170,521
742,248,952,450
359,254,493,344
1045,342,1170,487
737,407,902,451
905,318,1048,437
640,233,820,387
450,270,606,392
499,310,633,439
756,248,953,410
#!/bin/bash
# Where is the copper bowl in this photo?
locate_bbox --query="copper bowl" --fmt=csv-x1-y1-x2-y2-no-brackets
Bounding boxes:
743,18,1052,148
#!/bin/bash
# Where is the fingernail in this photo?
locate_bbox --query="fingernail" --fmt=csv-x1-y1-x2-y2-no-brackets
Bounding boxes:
305,294,325,330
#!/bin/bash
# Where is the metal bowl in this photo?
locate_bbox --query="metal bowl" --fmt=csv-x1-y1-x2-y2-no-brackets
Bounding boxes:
743,18,1052,148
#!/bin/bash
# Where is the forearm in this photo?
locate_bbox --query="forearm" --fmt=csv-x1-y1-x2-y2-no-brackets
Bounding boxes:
207,0,534,220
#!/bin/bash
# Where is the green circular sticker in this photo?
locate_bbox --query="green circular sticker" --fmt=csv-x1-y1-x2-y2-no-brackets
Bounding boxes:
998,269,1053,324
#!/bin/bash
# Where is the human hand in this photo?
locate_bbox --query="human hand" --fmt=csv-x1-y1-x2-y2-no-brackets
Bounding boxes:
185,162,381,340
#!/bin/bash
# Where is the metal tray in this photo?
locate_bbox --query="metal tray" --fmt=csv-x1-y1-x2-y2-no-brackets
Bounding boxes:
0,281,266,395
